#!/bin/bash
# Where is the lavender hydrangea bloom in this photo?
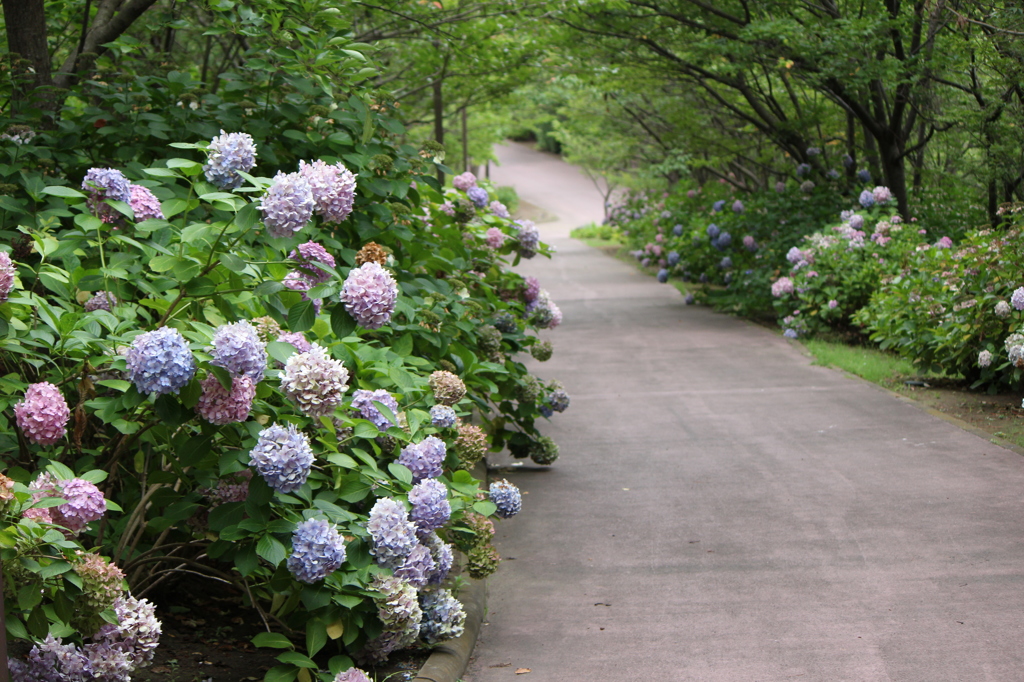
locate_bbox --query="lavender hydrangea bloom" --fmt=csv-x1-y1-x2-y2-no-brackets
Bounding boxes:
15,382,70,446
248,423,314,493
489,479,522,518
287,518,347,583
784,328,798,339
673,224,683,236
409,478,450,534
84,291,117,312
10,635,93,681
656,268,669,283
523,276,541,303
51,478,106,533
775,181,786,193
713,232,732,250
706,223,720,239
364,575,423,661
549,387,570,413
743,235,757,252
771,277,794,297
196,374,255,425
280,344,350,417
827,169,840,179
800,181,816,193
334,669,373,682
93,593,162,667
712,200,725,212
858,190,876,208
421,532,454,586
394,543,435,587
848,214,865,230
340,262,398,329
452,172,477,191
796,163,811,177
485,227,506,249
467,186,489,208
857,169,872,184
203,131,257,190
298,159,357,224
872,186,893,204
82,168,132,223
283,271,322,315
209,320,267,383
527,290,562,329
684,293,695,305
276,331,312,354
1012,287,1024,311
806,147,821,156
350,388,399,430
429,404,457,428
420,589,467,645
667,251,680,267
979,350,993,368
289,241,336,285
516,220,540,259
260,171,314,238
367,497,419,567
128,184,164,221
0,251,14,303
720,257,733,270
995,301,1011,317
732,200,744,213
489,200,510,218
842,153,855,169
399,436,447,482
126,327,197,395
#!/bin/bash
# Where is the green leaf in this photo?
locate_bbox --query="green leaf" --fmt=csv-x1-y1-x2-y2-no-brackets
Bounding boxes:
306,620,328,657
387,462,413,486
221,253,247,272
149,255,180,272
252,632,295,649
276,651,318,668
473,500,498,516
392,333,413,356
266,341,298,365
78,470,108,484
255,281,285,296
256,534,287,567
330,303,356,339
288,300,317,333
96,380,131,392
264,665,299,682
42,186,86,199
162,198,190,218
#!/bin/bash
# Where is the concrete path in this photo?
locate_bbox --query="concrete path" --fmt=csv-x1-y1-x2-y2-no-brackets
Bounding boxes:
464,142,1024,681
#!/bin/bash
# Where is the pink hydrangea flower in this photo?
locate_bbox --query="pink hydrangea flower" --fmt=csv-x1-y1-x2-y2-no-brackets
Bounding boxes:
14,382,70,445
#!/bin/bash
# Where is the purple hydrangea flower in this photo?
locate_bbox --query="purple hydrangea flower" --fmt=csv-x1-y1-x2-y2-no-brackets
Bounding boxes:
429,404,457,428
452,172,477,191
408,478,450,534
82,168,132,223
298,159,357,224
806,147,821,156
526,290,562,329
828,299,839,309
15,382,70,446
0,251,14,302
775,181,786,193
248,423,314,493
287,518,347,583
366,497,420,567
276,331,311,354
667,251,680,267
684,293,695,305
784,328,798,339
84,291,117,312
771,277,794,297
796,163,811,177
334,669,373,682
439,201,455,217
485,227,507,249
706,224,720,239
712,200,725,212
743,235,757,252
857,169,872,184
126,327,196,395
419,589,466,645
288,241,336,285
93,593,162,667
195,374,255,425
467,186,489,208
422,531,454,586
128,184,164,221
1012,287,1024,311
9,635,93,681
732,200,744,213
842,154,854,169
394,543,434,587
52,477,106,533
786,247,805,264
827,169,840,179
848,214,865,230
280,344,350,417
340,262,398,330
489,201,510,218
282,271,322,315
872,186,893,204
934,236,953,249
260,171,314,238
720,256,732,269
523,276,541,303
549,387,570,413
672,224,683,236
858,190,875,208
209,320,267,383
204,131,257,190
489,479,522,518
350,388,399,430
713,232,732,250
516,220,540,259
657,269,669,283
398,436,446,482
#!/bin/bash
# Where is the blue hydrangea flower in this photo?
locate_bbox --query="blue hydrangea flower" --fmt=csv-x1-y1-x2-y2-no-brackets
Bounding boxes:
203,131,257,190
857,169,872,184
713,232,732,250
467,186,489,208
260,171,314,238
827,169,840,179
398,436,446,482
657,269,669,283
489,479,522,518
209,320,267,383
408,478,450,534
421,532,454,586
419,589,466,645
1011,287,1024,311
394,543,434,588
858,190,875,208
539,405,553,418
706,224,720,239
82,168,132,224
732,200,744,213
806,147,821,156
796,163,811,177
684,293,695,305
672,224,683,236
429,405,457,429
842,154,855,169
549,388,570,413
286,518,346,583
367,497,419,567
516,220,540,259
248,423,314,493
126,327,197,395
350,388,399,430
784,328,798,339
720,257,733,269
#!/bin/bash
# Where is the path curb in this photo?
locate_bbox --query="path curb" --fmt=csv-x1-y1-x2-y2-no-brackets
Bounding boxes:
413,577,487,682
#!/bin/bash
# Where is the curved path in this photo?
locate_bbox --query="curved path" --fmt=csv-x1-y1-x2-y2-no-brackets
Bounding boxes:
464,142,1024,681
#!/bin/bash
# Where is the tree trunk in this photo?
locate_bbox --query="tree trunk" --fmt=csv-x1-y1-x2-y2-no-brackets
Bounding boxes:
2,0,54,111
988,179,999,229
433,78,444,185
877,134,909,217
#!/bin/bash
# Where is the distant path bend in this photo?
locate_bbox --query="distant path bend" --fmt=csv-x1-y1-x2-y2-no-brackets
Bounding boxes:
465,142,1024,682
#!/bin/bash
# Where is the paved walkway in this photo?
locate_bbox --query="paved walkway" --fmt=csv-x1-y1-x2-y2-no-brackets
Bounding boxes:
464,142,1024,681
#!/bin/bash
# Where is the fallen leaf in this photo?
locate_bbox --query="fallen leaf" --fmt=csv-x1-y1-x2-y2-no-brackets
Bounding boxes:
149,666,172,674
515,668,531,675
